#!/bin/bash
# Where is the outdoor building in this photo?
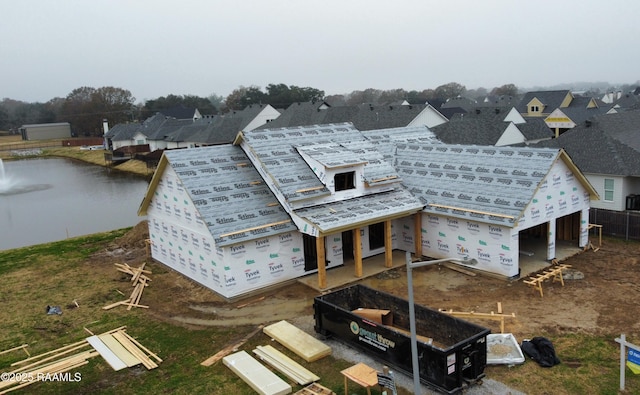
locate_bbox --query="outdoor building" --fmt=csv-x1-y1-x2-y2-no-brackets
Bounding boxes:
19,122,71,140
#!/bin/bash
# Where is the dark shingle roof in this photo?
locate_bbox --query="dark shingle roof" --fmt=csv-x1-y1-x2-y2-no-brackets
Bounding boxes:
516,90,571,114
533,110,640,176
430,108,510,145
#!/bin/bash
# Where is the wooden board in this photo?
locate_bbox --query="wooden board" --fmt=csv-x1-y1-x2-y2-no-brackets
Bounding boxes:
253,344,320,385
263,320,331,362
87,336,127,371
222,350,292,395
98,334,141,367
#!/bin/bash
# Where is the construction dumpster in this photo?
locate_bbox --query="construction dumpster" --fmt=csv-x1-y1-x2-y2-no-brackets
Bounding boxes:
313,284,490,394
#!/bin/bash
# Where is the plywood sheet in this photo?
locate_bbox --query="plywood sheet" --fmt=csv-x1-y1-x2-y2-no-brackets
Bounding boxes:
263,320,331,362
87,336,127,371
222,350,292,395
98,334,140,367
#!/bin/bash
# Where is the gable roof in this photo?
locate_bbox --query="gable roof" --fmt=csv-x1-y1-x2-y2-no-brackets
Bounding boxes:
159,105,199,120
395,144,596,227
256,102,429,131
430,108,512,145
138,145,297,247
535,110,640,176
517,90,572,114
236,123,423,235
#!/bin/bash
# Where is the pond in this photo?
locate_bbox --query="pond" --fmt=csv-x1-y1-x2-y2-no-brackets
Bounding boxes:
0,158,149,250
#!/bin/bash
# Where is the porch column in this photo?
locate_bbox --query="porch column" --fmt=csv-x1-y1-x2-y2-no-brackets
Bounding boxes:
414,213,423,258
385,220,393,268
353,228,363,277
547,220,556,260
579,208,590,248
316,236,327,289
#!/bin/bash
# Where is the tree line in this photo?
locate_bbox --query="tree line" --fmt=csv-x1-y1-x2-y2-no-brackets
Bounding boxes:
0,80,616,137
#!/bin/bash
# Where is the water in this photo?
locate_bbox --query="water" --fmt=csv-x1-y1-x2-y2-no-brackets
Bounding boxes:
0,158,149,250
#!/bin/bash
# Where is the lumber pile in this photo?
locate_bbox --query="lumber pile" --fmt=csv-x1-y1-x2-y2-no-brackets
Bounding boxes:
0,326,159,393
253,345,320,385
263,320,331,362
103,263,151,310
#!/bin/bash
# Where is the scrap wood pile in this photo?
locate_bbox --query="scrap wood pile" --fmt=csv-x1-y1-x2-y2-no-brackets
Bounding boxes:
103,263,151,310
0,326,160,394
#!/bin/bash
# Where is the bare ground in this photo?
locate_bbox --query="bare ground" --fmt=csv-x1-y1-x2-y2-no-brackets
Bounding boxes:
92,221,640,344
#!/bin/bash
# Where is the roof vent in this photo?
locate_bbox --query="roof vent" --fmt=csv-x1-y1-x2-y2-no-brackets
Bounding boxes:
476,109,481,114
495,108,500,114
585,120,592,127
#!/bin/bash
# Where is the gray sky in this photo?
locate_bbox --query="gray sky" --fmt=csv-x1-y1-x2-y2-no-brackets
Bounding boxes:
2,0,639,104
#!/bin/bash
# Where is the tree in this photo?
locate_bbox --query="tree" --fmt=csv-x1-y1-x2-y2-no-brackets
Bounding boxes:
59,86,135,136
434,82,467,99
490,84,518,97
141,94,217,119
224,84,325,111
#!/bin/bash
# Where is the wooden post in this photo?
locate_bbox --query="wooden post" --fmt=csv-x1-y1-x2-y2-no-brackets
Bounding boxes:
414,213,422,258
384,220,393,268
316,236,327,289
354,228,363,277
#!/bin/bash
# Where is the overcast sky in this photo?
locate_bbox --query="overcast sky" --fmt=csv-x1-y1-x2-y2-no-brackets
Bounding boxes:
2,0,639,103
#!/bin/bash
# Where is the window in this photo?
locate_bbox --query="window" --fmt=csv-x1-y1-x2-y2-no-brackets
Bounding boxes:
334,171,355,191
604,179,614,201
530,105,540,113
368,222,385,250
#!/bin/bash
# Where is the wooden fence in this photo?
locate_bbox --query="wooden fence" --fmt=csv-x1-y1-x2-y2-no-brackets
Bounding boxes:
590,208,640,241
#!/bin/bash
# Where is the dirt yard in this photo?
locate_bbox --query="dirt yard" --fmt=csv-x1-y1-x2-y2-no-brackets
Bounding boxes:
92,221,640,344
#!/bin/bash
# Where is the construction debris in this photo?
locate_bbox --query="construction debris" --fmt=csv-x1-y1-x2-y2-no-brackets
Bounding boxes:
103,263,151,310
0,344,30,358
439,302,516,333
0,326,159,393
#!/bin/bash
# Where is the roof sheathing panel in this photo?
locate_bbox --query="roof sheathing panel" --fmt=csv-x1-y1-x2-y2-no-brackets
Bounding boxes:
241,123,367,203
294,188,423,233
164,145,296,247
396,144,559,226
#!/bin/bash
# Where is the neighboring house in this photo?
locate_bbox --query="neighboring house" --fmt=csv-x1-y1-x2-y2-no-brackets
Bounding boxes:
516,90,610,136
138,123,598,299
19,122,71,140
158,105,202,121
105,104,280,151
257,101,448,130
431,107,532,146
534,110,640,212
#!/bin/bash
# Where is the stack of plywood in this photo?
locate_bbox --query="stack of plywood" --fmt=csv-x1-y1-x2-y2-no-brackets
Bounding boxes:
103,263,151,310
223,350,292,395
263,320,331,362
253,345,320,385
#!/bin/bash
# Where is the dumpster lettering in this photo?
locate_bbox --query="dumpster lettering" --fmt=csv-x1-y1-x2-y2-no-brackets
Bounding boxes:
350,321,396,351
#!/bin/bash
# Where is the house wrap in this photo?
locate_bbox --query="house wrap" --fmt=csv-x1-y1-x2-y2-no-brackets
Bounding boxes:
139,123,598,298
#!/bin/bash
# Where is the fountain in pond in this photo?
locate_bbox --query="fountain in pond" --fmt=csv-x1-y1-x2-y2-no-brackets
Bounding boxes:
0,158,52,195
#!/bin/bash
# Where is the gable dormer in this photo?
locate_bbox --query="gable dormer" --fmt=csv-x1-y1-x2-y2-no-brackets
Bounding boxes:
296,142,367,197
586,98,599,109
526,97,545,116
559,91,574,108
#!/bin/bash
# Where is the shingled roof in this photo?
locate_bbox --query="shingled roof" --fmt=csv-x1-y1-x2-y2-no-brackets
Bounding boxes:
535,110,640,176
430,108,512,145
